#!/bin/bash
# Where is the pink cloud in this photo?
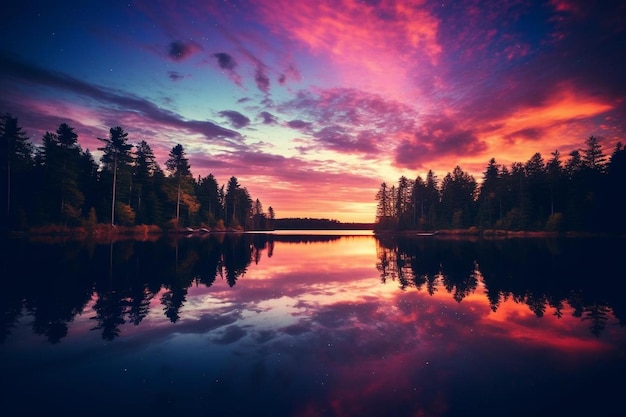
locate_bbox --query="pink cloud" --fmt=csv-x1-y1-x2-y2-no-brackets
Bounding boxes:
252,0,441,99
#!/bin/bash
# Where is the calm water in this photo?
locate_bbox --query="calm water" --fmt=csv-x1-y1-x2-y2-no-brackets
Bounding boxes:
1,232,625,417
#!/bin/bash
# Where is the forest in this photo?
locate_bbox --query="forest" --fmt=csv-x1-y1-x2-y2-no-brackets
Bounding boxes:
1,113,275,233
4,111,625,236
375,135,626,235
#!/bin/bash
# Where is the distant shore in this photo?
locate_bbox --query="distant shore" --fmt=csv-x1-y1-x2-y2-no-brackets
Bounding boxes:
373,228,622,239
7,223,622,242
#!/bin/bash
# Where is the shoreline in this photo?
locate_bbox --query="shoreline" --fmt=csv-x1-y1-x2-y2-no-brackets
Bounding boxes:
373,228,623,239
7,224,623,243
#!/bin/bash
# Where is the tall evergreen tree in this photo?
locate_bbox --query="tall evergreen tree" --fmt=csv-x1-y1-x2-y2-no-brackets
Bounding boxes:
55,123,84,224
412,176,426,229
375,182,392,229
546,150,563,217
0,113,32,230
395,176,413,229
582,136,607,172
36,124,85,225
440,166,477,228
524,152,547,229
250,198,266,230
195,173,222,226
165,144,193,224
477,158,500,228
76,149,100,220
267,206,275,230
423,170,439,229
224,176,251,229
133,140,163,224
98,126,133,225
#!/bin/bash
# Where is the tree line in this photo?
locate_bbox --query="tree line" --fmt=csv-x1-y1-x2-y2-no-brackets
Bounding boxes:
376,135,626,234
1,113,275,232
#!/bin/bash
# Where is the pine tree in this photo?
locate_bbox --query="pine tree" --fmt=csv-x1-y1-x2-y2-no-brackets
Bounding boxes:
98,126,133,225
165,144,192,224
1,113,32,230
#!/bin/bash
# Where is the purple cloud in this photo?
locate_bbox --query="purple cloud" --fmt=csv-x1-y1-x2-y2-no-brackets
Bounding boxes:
258,111,278,125
313,125,378,154
213,52,243,86
279,88,417,156
255,66,270,94
219,110,251,129
190,149,378,192
283,88,417,131
286,119,312,131
394,116,487,169
214,52,237,70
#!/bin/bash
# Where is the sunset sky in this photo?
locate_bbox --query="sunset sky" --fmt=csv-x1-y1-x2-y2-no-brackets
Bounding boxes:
1,0,625,222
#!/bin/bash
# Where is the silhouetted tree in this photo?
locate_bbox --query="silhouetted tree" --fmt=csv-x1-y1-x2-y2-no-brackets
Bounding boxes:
165,144,197,225
423,170,439,229
603,142,626,234
195,173,222,227
582,136,607,172
98,126,133,225
250,198,267,230
524,152,548,229
267,206,275,230
224,176,251,229
222,234,252,286
477,158,500,228
133,140,163,224
395,176,414,230
90,291,127,341
1,113,33,230
546,150,563,217
440,166,477,228
375,182,393,229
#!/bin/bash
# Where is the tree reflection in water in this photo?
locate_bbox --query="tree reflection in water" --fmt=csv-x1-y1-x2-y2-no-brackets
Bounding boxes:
0,234,624,343
375,235,626,337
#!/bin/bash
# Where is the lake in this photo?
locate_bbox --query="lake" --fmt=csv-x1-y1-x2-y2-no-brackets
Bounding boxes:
1,232,625,417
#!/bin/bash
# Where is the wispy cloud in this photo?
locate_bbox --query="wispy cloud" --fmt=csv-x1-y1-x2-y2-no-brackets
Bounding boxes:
254,65,270,94
252,0,440,99
168,71,185,82
279,88,417,158
213,52,243,86
0,52,241,145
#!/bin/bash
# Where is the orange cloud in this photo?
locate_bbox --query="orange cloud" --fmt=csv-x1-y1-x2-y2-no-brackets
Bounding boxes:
478,82,615,165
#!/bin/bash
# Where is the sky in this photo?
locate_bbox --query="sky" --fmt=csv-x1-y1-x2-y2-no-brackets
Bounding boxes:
1,0,625,223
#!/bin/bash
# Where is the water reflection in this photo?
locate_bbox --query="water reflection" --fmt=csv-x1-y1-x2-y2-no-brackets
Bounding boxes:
0,233,346,343
2,234,624,343
376,235,626,337
1,234,625,416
